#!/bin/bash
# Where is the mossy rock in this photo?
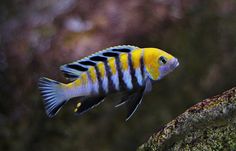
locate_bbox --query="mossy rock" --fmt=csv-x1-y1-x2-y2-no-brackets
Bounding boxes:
138,87,236,151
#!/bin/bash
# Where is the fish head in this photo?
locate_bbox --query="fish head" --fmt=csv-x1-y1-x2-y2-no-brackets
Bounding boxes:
144,48,179,80
158,54,179,80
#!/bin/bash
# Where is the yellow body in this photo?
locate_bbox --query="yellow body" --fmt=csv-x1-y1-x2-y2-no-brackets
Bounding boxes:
88,66,97,83
131,49,143,69
107,57,117,75
97,62,106,78
120,53,129,71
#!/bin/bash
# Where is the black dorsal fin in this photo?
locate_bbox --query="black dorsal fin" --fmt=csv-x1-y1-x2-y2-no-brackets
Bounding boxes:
60,45,139,80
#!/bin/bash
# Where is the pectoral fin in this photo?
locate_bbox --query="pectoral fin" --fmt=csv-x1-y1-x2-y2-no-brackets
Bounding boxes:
125,87,145,121
144,78,152,93
74,96,105,115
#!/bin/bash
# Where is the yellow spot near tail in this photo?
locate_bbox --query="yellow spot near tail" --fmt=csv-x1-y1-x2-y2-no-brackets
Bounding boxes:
74,102,81,112
107,58,116,75
97,62,106,78
77,102,81,108
131,49,142,69
120,53,129,71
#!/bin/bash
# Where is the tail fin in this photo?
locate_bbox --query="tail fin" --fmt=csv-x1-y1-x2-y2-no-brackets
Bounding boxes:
38,77,68,118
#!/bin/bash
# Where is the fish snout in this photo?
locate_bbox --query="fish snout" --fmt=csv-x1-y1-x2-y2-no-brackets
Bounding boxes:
170,58,179,69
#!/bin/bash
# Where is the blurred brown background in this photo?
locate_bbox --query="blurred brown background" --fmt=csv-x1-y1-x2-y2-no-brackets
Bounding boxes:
1,0,236,151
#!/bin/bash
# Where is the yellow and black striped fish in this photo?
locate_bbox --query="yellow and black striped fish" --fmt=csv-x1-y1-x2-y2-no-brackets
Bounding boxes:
38,45,179,120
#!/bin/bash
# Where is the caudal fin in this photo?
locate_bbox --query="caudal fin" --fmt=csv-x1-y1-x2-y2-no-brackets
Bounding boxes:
38,77,67,118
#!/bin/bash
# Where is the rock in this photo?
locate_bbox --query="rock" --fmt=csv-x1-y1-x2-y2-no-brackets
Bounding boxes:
138,87,236,151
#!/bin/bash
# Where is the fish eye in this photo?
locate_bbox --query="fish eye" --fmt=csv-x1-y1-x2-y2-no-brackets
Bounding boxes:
159,56,167,65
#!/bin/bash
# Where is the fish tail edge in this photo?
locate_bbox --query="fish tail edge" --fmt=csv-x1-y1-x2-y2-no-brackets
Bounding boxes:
38,77,67,118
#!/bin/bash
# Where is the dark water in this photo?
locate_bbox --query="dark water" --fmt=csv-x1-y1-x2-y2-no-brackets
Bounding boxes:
1,0,236,151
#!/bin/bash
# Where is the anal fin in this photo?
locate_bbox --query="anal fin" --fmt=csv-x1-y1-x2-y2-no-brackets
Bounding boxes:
74,96,105,116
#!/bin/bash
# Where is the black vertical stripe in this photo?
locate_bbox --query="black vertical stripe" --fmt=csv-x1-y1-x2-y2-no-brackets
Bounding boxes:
94,66,104,95
115,56,126,90
140,51,145,82
128,53,138,89
103,61,114,93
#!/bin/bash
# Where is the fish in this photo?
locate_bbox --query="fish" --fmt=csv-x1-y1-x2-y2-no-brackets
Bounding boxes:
38,45,179,120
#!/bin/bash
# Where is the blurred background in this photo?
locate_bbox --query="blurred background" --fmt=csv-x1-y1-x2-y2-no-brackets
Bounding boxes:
1,0,236,150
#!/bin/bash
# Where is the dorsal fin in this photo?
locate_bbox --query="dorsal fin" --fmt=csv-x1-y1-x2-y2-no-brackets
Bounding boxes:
60,45,139,80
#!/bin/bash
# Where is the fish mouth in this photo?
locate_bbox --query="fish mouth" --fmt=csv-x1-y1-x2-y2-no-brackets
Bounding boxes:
170,58,179,70
158,58,179,80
